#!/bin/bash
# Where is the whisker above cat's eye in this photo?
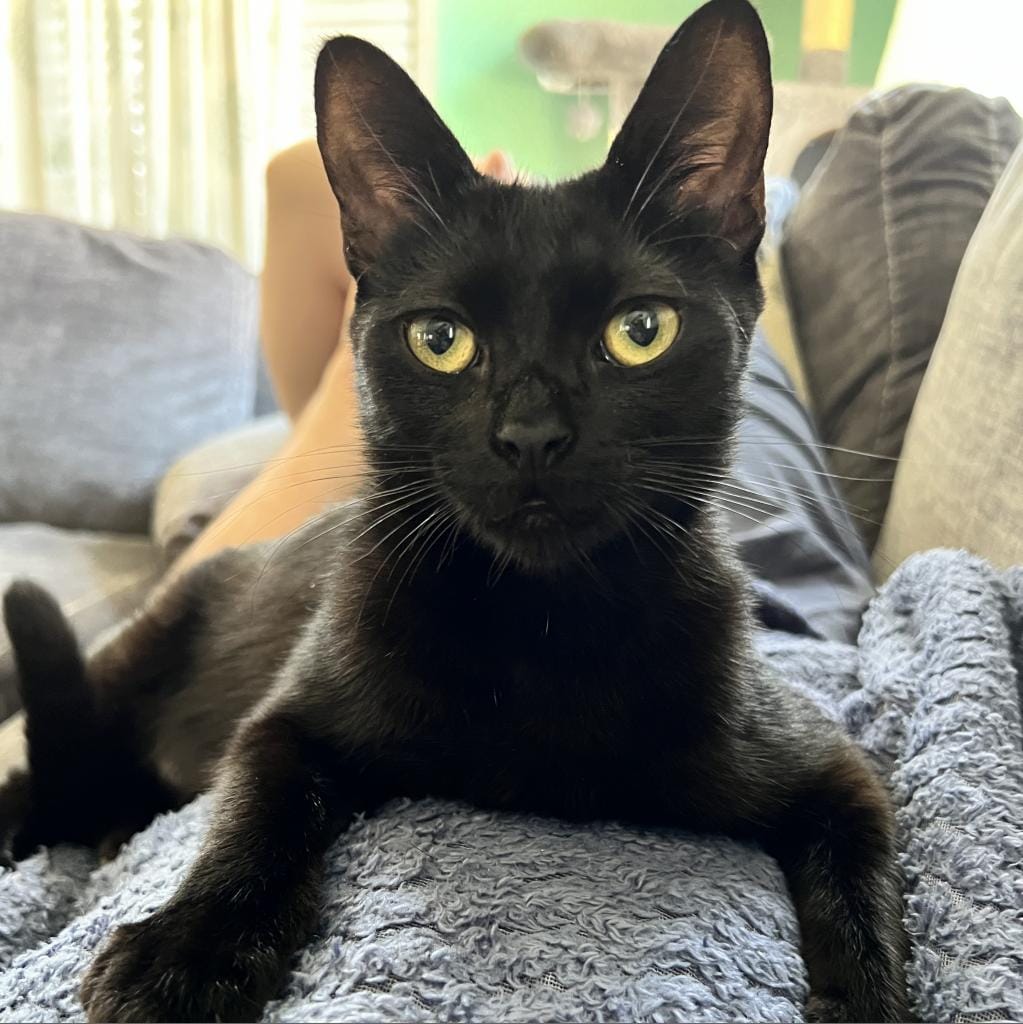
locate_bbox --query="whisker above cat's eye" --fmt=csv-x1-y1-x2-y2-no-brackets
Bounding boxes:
651,232,741,251
715,288,751,348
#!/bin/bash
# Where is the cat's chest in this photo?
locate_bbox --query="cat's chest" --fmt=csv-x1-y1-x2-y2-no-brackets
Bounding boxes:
402,631,709,819
351,568,740,818
406,593,711,737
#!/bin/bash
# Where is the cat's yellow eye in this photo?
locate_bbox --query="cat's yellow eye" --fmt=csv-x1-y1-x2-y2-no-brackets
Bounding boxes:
603,303,681,367
406,316,477,374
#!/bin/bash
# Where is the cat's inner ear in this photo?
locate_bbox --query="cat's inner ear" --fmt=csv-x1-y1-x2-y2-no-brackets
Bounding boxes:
605,0,772,257
314,37,478,277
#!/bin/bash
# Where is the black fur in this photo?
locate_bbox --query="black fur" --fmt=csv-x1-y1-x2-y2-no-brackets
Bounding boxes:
0,2,910,1021
2,582,179,860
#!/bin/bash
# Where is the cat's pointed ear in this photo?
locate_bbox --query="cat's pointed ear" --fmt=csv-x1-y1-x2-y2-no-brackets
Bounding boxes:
314,37,478,277
605,0,772,257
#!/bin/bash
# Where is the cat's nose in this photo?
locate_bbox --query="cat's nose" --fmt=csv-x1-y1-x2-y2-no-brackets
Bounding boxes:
494,415,574,471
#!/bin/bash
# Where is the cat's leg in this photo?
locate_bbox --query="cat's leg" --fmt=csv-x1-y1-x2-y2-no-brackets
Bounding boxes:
767,750,908,1022
725,712,911,1023
79,710,360,1024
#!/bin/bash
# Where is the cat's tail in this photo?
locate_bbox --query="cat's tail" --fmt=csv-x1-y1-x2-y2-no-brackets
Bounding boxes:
3,580,94,755
2,581,180,861
1,580,100,860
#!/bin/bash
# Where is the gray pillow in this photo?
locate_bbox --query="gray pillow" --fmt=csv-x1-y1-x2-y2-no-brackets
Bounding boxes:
781,86,1021,548
0,212,260,534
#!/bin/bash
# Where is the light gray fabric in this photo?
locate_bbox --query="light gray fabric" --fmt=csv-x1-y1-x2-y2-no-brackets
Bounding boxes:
0,525,161,721
0,550,1020,1022
782,86,1022,548
875,140,1023,577
152,413,290,565
0,212,260,535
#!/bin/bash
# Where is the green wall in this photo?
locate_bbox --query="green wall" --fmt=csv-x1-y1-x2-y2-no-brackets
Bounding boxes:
849,0,899,86
436,0,895,181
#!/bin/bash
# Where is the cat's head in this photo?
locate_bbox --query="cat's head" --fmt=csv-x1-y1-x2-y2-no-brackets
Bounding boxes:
315,0,771,574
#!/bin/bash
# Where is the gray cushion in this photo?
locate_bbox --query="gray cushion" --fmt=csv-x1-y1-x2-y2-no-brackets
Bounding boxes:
874,141,1023,576
0,212,260,534
782,86,1021,548
0,525,162,721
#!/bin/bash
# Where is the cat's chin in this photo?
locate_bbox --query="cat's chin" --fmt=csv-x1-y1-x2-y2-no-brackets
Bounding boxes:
489,540,596,578
470,513,613,578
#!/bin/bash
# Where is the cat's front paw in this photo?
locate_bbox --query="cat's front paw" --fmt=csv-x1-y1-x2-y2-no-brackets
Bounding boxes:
80,907,283,1023
806,988,914,1023
806,992,852,1023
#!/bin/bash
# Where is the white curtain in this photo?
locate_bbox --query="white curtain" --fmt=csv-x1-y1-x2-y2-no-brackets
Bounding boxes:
0,0,305,269
876,0,1023,116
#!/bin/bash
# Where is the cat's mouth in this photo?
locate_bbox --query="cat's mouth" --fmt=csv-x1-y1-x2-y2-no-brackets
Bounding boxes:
435,467,619,573
499,498,561,531
466,492,614,574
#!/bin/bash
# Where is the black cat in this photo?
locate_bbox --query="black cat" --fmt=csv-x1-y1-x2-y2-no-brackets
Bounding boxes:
0,1,910,1020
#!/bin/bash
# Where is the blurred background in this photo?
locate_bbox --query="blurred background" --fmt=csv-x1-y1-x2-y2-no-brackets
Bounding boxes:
1,0,1021,268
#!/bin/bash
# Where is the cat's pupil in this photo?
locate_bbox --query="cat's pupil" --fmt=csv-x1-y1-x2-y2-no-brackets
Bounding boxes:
425,319,456,356
623,309,659,347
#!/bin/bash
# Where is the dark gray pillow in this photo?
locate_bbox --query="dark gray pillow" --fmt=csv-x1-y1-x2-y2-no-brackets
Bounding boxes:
781,86,1021,548
0,212,260,534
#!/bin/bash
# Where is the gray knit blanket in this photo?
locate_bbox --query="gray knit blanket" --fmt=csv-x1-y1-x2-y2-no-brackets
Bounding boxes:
0,550,1021,1023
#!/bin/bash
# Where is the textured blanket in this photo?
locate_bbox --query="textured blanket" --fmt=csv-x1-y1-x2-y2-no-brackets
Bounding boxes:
0,550,1021,1023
